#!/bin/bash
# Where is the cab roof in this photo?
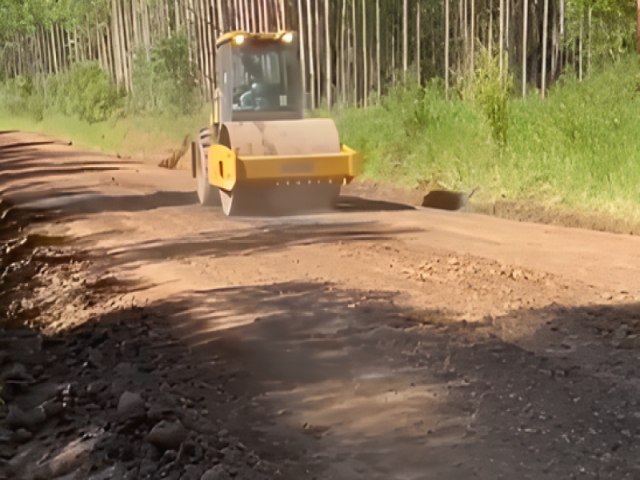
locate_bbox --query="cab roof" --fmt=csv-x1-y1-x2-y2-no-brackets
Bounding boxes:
216,31,294,49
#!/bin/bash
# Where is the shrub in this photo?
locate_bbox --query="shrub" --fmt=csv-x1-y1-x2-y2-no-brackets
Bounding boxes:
463,47,511,148
58,63,120,123
335,78,492,189
131,34,199,114
0,63,119,123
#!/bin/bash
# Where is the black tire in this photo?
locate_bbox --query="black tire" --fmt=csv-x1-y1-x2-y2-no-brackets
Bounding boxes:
195,139,219,207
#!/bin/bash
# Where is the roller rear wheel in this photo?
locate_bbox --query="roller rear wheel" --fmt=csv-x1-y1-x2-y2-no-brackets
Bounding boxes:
195,136,219,206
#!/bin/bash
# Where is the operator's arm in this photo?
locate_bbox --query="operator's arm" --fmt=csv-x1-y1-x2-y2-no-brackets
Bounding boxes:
239,90,254,109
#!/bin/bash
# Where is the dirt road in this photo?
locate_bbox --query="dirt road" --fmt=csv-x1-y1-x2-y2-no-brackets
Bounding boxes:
2,131,640,479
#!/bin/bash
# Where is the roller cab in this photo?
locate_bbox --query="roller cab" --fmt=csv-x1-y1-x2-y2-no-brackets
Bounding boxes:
193,31,362,216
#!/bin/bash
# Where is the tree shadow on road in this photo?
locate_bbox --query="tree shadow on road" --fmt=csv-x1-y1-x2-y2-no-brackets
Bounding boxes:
117,283,640,479
4,252,640,479
103,222,423,268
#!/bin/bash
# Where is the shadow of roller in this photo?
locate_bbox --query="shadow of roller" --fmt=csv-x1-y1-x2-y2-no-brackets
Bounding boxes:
219,183,341,217
335,195,414,212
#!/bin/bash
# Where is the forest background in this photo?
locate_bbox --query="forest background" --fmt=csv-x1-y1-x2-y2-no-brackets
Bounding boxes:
1,0,640,224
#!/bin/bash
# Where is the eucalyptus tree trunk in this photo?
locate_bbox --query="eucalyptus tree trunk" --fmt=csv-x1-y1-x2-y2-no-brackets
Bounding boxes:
463,0,468,60
204,0,214,95
110,0,122,88
445,0,450,96
340,0,347,104
522,0,528,97
142,0,151,56
259,0,266,31
123,0,134,92
470,0,475,75
73,27,80,62
297,0,307,107
314,0,321,107
488,0,493,53
499,0,504,75
403,0,408,80
117,0,130,92
551,4,558,79
238,0,246,29
362,0,368,107
391,29,396,86
279,0,287,28
416,1,421,84
50,26,59,74
505,0,510,57
216,0,225,32
587,7,593,76
306,0,316,109
325,0,331,108
376,0,381,98
579,8,584,81
636,0,640,53
352,0,358,104
541,0,549,98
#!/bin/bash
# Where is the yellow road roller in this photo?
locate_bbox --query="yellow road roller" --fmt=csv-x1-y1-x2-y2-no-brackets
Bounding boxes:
192,31,362,216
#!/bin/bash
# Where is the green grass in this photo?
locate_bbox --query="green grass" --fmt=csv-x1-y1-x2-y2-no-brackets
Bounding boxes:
0,48,204,159
335,56,640,223
333,85,495,190
0,108,208,159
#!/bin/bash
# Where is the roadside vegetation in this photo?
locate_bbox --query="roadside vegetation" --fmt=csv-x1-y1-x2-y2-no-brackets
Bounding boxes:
0,34,207,156
1,0,639,225
336,55,640,222
3,53,640,223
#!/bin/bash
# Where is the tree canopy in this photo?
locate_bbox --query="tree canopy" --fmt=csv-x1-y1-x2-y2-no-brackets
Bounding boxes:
0,0,638,106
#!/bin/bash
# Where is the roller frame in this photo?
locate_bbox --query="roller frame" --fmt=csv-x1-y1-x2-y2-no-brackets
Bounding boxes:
207,143,362,193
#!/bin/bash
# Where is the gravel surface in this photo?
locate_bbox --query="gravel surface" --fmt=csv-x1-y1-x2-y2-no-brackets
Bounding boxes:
2,131,640,479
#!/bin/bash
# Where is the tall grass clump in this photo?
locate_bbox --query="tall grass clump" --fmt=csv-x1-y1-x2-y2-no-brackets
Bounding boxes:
335,79,495,190
462,47,511,149
507,56,640,215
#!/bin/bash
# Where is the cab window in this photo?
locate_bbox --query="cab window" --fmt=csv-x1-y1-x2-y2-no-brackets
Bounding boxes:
231,47,296,113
